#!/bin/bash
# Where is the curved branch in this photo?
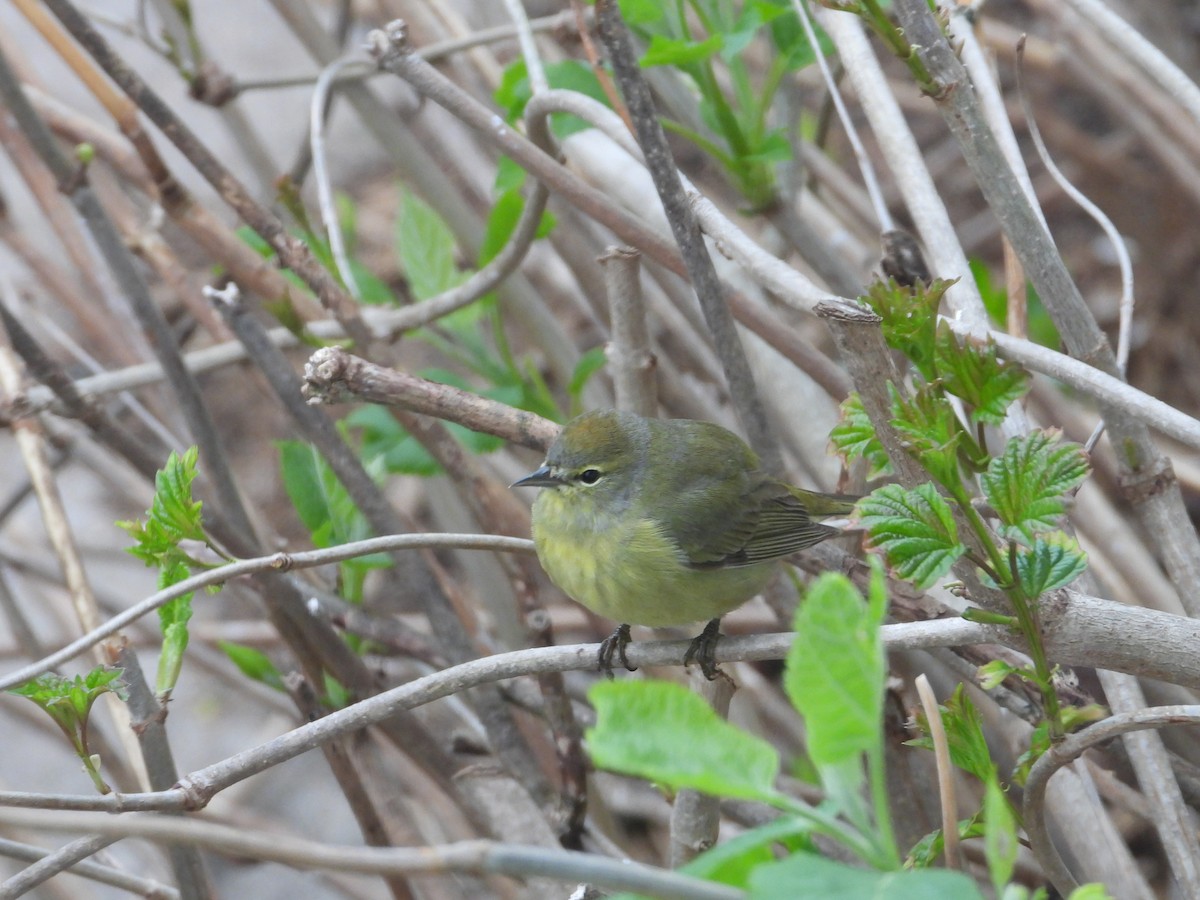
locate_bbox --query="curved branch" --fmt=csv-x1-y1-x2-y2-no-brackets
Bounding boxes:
1023,705,1200,896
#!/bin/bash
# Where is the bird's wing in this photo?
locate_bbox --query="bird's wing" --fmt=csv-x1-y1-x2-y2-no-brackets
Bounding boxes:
683,481,838,570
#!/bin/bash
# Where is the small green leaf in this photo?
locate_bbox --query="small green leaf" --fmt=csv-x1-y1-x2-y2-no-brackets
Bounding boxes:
785,573,885,768
861,279,953,380
857,483,967,589
641,33,724,67
586,680,783,804
1067,884,1116,900
984,774,1018,895
218,641,285,692
748,851,985,899
934,325,1029,425
981,432,1089,542
889,382,965,488
156,557,194,700
567,347,608,410
617,0,666,27
830,392,891,479
977,660,1020,691
906,815,984,868
1014,534,1088,596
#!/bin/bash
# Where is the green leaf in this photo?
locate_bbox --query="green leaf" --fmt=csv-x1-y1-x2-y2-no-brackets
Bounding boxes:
861,278,953,380
681,816,815,889
971,258,1060,349
156,555,194,699
586,680,783,804
1014,534,1088,596
218,641,285,693
830,392,891,479
984,774,1018,896
981,431,1089,542
889,382,965,488
117,448,207,567
617,0,666,27
278,440,375,549
906,685,996,783
478,188,554,268
977,659,1020,691
345,405,441,477
785,573,886,768
1067,885,1116,900
494,60,609,138
567,346,608,410
934,325,1029,425
906,815,984,868
748,852,985,899
396,186,467,302
857,483,967,590
641,33,724,67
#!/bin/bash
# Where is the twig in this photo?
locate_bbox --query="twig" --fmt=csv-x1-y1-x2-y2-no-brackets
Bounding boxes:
0,810,744,900
593,0,779,472
1095,671,1200,896
600,247,656,416
0,834,118,900
38,0,373,349
1015,36,1134,374
0,533,538,693
669,674,733,867
302,346,559,450
913,674,959,869
0,836,178,898
310,56,367,300
792,0,891,230
1022,704,1200,896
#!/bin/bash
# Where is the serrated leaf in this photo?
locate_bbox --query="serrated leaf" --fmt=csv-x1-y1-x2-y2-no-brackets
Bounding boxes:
748,851,985,899
907,685,996,783
981,432,1089,542
1014,534,1088,596
857,483,966,589
889,382,964,488
586,680,783,804
830,392,891,479
785,573,885,768
934,325,1029,425
861,278,954,380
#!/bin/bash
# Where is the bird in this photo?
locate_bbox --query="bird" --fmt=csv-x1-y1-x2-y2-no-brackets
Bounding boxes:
513,409,857,678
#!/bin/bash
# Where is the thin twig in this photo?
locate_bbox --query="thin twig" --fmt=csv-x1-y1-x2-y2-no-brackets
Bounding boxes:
914,675,959,869
0,810,743,900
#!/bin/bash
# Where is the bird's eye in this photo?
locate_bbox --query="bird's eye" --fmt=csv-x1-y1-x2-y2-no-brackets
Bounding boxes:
578,468,602,485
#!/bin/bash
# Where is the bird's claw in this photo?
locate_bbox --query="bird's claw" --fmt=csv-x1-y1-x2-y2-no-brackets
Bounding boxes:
598,623,637,678
684,618,723,680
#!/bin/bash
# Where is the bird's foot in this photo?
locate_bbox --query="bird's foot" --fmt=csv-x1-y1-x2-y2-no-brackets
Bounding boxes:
683,618,723,680
598,623,637,678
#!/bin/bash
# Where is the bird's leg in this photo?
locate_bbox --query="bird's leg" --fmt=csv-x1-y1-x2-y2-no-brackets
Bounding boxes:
598,623,637,678
684,618,723,680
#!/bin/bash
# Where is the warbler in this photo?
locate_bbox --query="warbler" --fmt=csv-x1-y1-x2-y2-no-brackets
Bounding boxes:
513,409,857,678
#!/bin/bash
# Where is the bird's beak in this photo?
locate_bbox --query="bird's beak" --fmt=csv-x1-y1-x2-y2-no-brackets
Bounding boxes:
511,465,562,488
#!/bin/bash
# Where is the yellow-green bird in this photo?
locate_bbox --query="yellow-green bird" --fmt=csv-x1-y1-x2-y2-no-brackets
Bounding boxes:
513,409,857,678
